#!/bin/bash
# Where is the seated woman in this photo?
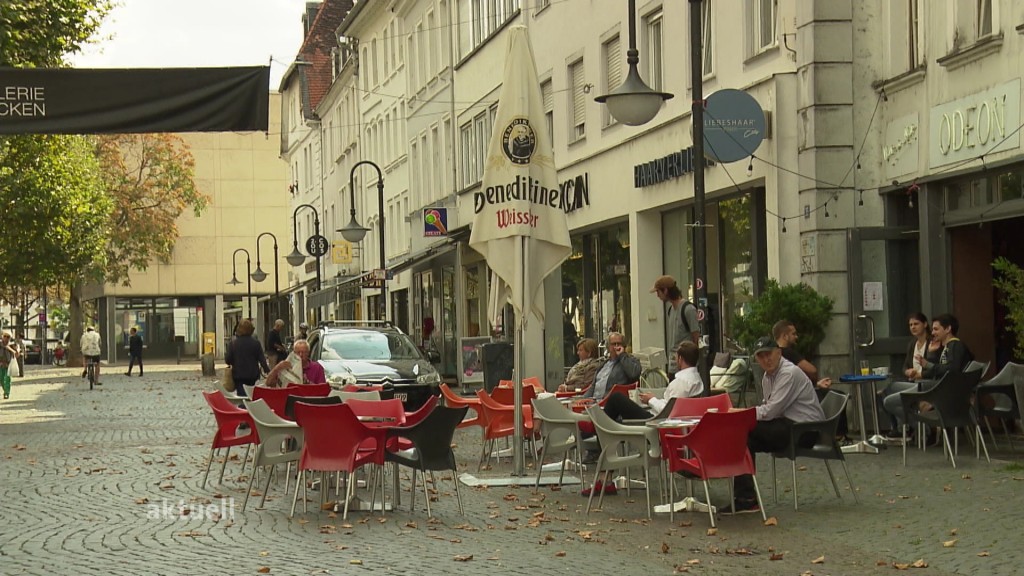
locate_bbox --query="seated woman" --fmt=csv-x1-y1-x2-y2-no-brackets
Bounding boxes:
883,313,965,438
557,338,605,393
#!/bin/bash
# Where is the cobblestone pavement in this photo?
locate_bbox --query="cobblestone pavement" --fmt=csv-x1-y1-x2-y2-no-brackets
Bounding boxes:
2,364,1023,576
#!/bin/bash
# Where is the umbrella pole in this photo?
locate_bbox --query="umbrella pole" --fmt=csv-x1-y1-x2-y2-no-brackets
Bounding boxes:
512,237,527,476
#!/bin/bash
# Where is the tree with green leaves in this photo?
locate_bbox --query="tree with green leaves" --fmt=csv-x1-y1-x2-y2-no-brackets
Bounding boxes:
993,257,1024,360
0,0,111,67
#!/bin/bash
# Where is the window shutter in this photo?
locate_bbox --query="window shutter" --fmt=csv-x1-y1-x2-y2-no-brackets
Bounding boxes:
541,80,553,113
606,37,622,90
572,61,586,129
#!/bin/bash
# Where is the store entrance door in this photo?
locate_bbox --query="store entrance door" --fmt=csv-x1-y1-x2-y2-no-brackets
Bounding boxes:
847,227,920,373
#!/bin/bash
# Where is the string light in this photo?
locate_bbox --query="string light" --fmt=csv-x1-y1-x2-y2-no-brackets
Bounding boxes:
858,189,864,206
746,156,754,176
823,202,829,218
781,218,787,233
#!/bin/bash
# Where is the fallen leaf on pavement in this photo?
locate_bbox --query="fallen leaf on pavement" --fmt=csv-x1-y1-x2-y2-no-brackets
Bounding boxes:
764,517,778,526
453,555,474,562
977,551,990,557
912,559,928,568
706,528,717,536
258,551,269,557
769,552,784,561
812,555,825,564
942,539,957,548
686,559,700,565
950,528,958,535
257,567,270,574
555,551,566,557
661,542,670,554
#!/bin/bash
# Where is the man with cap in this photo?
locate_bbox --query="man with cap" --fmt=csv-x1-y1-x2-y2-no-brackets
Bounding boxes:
730,336,825,513
651,275,699,350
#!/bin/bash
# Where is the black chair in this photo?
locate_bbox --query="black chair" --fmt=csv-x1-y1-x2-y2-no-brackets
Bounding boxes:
899,370,989,468
284,394,342,420
385,405,469,517
975,362,1023,450
770,390,858,510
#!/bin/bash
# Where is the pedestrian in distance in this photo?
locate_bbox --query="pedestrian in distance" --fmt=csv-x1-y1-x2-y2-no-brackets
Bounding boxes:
125,327,144,376
0,332,18,399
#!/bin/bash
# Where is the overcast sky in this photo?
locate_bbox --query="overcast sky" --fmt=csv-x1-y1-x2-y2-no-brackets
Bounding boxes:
70,0,311,88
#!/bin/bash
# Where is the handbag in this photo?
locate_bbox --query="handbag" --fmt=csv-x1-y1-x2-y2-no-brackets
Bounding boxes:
221,364,235,392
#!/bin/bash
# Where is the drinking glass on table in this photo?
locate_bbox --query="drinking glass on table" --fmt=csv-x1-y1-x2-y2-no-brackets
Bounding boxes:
859,360,870,376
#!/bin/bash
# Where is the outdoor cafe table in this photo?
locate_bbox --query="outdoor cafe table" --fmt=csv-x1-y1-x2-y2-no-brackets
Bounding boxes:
838,373,887,455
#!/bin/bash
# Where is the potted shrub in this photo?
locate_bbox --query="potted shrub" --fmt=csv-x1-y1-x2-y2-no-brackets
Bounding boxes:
731,279,834,359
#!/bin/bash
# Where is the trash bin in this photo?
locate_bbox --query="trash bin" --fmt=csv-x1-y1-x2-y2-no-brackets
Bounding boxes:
481,342,514,393
202,332,216,355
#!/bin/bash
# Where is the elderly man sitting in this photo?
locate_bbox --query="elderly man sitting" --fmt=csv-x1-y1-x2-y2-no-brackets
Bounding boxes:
602,341,704,421
265,339,326,386
731,336,825,513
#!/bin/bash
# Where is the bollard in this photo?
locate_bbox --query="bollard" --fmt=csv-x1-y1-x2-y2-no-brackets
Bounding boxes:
201,353,216,376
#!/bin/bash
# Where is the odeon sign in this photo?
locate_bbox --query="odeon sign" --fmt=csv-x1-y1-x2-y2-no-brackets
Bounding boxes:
929,79,1021,168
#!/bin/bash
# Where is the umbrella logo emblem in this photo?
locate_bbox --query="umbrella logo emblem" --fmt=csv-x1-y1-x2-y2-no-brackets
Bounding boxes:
502,117,536,165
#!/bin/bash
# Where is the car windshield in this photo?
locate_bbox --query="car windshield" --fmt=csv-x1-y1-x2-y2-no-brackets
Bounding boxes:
322,331,423,361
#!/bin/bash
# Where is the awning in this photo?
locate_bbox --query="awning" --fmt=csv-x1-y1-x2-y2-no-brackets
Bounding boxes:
387,242,458,276
307,286,336,309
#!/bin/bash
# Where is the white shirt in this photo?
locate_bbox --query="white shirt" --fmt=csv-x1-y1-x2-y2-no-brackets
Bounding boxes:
81,331,102,356
912,340,927,373
648,366,704,414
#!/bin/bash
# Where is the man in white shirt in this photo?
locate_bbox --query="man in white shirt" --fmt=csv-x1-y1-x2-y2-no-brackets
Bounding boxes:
81,326,103,385
603,341,705,421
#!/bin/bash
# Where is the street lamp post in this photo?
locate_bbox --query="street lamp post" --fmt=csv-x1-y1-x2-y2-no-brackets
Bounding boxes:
251,232,280,321
228,248,253,318
285,204,323,293
339,160,386,322
597,0,710,389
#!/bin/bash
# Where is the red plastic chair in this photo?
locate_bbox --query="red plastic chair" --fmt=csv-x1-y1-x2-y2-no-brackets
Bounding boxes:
252,386,298,419
669,395,733,419
490,385,537,406
439,383,482,429
497,379,515,388
475,389,537,470
345,398,407,429
598,382,638,407
522,376,544,391
660,408,766,526
201,390,258,489
292,402,378,519
290,383,331,397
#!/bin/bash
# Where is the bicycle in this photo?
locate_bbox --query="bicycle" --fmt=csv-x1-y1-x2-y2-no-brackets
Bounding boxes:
86,356,98,390
639,366,669,389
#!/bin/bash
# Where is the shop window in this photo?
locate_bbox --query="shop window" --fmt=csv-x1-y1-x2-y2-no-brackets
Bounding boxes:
998,170,1024,201
561,225,632,347
971,177,994,206
946,181,971,211
719,196,754,343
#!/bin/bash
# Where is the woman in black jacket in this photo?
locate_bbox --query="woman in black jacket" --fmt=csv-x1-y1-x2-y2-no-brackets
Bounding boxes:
919,313,973,379
902,312,942,380
224,319,270,396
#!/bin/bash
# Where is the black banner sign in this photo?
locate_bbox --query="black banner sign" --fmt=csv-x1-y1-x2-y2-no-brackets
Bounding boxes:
0,66,270,134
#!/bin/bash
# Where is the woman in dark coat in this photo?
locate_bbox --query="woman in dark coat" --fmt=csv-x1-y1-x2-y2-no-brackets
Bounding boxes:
224,319,270,396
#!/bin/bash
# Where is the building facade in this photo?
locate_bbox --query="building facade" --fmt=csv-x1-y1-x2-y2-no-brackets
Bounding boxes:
84,93,291,362
281,0,1024,386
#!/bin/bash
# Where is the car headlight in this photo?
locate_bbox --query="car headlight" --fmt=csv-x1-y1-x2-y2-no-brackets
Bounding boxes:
416,372,441,385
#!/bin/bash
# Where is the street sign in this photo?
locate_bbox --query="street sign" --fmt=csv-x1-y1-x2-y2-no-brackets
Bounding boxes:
305,234,329,257
362,279,384,289
370,268,394,281
695,277,704,291
696,309,706,322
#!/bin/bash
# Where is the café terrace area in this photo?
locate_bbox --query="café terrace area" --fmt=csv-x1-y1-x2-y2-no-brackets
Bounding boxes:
1,364,1022,576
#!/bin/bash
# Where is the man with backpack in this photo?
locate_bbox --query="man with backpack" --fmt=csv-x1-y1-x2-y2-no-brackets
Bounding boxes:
651,275,700,349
